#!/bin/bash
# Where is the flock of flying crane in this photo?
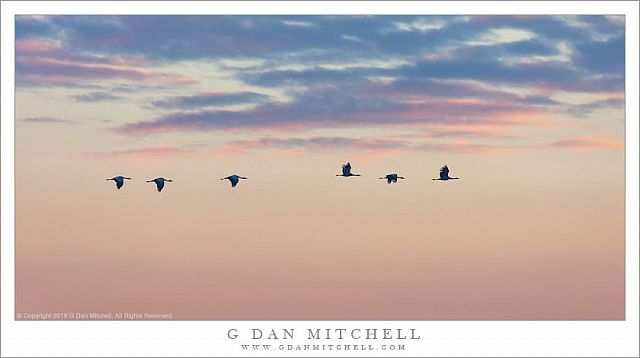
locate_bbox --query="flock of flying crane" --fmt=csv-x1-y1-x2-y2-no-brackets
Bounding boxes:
106,163,460,192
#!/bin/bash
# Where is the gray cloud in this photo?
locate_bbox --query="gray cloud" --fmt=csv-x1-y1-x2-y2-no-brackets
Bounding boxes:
72,91,123,102
152,92,272,109
21,116,76,124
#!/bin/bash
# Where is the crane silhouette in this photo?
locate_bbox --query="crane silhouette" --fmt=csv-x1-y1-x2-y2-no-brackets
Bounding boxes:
433,165,460,181
336,162,361,177
146,177,173,192
379,173,405,184
221,175,248,188
106,176,131,189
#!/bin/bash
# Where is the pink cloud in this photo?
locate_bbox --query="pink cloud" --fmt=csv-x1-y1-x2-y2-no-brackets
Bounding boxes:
19,56,152,79
160,74,199,85
84,145,194,159
15,39,60,53
217,135,524,158
415,140,521,155
543,136,623,151
113,75,563,138
414,126,516,139
219,136,409,155
16,39,197,86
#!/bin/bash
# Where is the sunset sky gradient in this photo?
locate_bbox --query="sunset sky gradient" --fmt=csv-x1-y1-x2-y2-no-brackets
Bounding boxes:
15,15,624,319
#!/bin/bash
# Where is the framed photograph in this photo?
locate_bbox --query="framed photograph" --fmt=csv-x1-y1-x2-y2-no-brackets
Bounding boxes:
1,1,638,357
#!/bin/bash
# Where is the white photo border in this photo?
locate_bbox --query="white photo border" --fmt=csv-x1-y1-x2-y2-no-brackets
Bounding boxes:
1,1,638,357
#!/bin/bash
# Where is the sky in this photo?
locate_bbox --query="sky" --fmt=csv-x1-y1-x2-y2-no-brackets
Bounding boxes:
15,15,624,319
